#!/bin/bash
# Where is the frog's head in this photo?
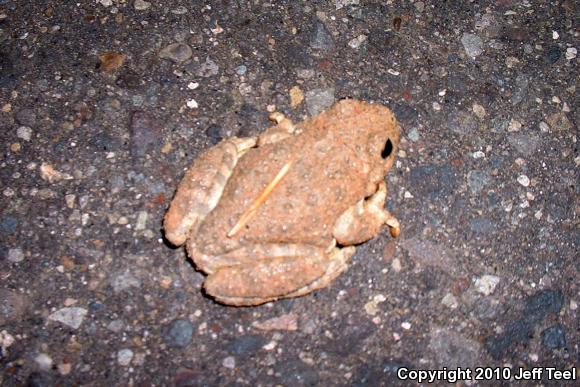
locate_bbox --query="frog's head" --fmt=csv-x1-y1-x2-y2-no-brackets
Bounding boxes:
331,99,401,178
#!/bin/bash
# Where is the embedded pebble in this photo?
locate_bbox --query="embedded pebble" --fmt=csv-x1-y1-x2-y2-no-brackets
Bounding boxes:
507,119,522,132
35,353,53,371
222,356,236,369
472,103,486,119
441,293,458,309
16,126,32,141
235,65,247,75
461,33,483,58
135,211,148,230
474,275,500,296
117,349,134,366
565,47,577,60
305,88,335,116
290,86,304,108
407,127,419,142
7,248,24,263
310,23,335,51
186,99,198,109
335,0,359,9
48,307,88,329
159,43,192,63
348,34,367,49
112,272,141,292
134,0,151,11
517,175,530,187
164,319,193,348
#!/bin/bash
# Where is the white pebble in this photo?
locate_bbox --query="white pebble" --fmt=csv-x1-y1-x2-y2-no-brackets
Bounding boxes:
7,248,24,263
391,258,402,273
472,151,486,159
16,126,32,141
186,99,198,109
475,275,500,296
552,30,559,40
517,175,530,187
432,102,441,111
117,349,134,366
404,191,414,199
441,293,458,309
401,322,412,330
187,82,199,90
539,122,550,132
222,356,236,369
565,47,577,60
507,119,522,132
35,353,53,371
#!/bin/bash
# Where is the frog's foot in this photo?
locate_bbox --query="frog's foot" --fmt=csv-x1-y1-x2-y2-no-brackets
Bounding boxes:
333,181,400,245
202,245,355,306
257,112,297,146
164,136,256,246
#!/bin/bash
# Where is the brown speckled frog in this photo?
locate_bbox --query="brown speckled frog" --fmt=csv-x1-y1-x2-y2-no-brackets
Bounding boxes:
164,100,401,306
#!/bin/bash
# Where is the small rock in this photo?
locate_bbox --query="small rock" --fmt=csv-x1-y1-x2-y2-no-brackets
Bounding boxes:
222,356,236,369
48,307,88,329
7,248,24,263
348,34,367,49
99,0,113,6
305,88,335,116
546,45,561,64
517,175,530,187
186,99,198,109
461,33,483,58
310,23,335,51
289,86,304,108
39,163,72,183
467,170,491,194
253,313,298,331
159,43,192,63
0,289,28,325
335,0,359,9
472,103,486,119
16,126,32,141
111,271,141,292
441,293,458,309
134,0,151,11
429,328,481,368
98,52,126,73
234,65,247,75
565,47,577,60
227,335,266,355
191,57,219,77
135,211,148,230
541,324,566,349
364,294,387,316
407,127,419,142
164,319,193,348
391,258,402,272
546,112,572,131
57,363,72,376
130,111,161,157
508,134,539,156
507,119,522,132
35,353,53,371
107,319,124,333
15,108,36,127
474,275,500,296
171,6,188,15
117,349,134,366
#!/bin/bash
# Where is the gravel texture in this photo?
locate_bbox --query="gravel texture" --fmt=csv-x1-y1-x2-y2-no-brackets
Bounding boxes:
0,1,577,385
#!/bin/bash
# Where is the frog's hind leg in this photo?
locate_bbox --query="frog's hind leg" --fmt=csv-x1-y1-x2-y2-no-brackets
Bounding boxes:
203,246,355,306
164,137,256,246
333,181,400,245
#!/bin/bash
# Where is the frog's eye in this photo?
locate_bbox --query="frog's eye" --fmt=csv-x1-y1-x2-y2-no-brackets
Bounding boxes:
381,139,393,159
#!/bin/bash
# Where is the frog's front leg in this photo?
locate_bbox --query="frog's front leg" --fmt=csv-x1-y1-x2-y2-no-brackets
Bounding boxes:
202,244,355,306
333,181,401,245
164,136,256,246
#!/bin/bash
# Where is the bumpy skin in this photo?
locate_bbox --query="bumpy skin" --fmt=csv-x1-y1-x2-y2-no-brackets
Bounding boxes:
164,99,401,306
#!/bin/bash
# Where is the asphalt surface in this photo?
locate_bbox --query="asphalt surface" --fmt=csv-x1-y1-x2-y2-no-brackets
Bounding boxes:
0,1,578,386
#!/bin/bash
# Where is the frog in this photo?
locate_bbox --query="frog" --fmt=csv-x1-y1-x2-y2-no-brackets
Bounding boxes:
164,99,401,306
